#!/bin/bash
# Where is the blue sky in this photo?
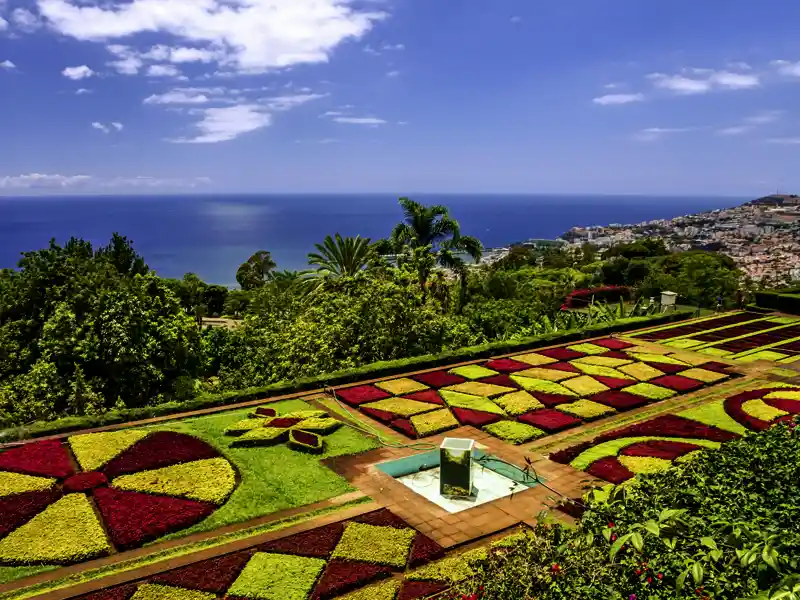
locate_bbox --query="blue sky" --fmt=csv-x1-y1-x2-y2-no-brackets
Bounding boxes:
3,0,800,195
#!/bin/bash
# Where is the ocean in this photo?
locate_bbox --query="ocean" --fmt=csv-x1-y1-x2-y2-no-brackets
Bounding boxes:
0,194,746,287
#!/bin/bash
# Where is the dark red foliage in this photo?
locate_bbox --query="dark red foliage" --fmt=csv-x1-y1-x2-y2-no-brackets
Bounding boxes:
592,338,635,350
63,472,108,493
563,286,630,309
353,509,410,529
543,362,581,373
593,376,638,390
479,374,521,389
258,522,344,558
390,418,418,438
518,409,582,432
589,390,649,410
0,439,74,479
643,362,687,375
723,395,772,432
0,489,61,538
649,375,705,393
102,432,219,479
450,407,503,428
537,347,586,361
530,392,575,407
152,551,252,593
310,560,392,600
73,584,137,600
549,441,593,465
764,397,800,414
412,371,466,388
696,361,733,373
398,580,448,600
255,407,278,417
621,440,702,460
361,406,397,424
94,487,216,550
555,498,587,519
594,414,739,444
291,430,321,447
600,350,635,359
403,390,445,405
484,358,534,372
408,533,445,567
335,385,392,406
264,417,303,428
586,456,634,484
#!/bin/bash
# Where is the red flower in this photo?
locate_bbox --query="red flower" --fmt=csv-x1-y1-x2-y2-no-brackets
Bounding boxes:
551,563,560,573
635,569,642,575
647,577,653,584
608,522,615,528
460,594,477,600
610,534,618,542
657,573,664,580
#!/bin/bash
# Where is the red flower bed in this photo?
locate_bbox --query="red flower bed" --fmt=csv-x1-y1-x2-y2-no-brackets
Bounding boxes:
478,374,520,389
590,390,649,410
549,441,593,465
0,489,62,538
408,533,445,567
255,407,277,417
643,362,686,375
361,406,397,424
696,361,733,373
484,358,533,372
592,338,635,350
398,581,448,600
723,394,772,432
0,439,74,479
543,362,581,373
311,560,392,600
353,509,412,530
593,414,739,444
518,409,581,432
335,385,392,406
599,350,633,359
74,584,137,600
649,375,705,393
593,376,637,390
63,472,108,493
94,487,217,550
586,456,634,484
764,397,800,414
102,432,219,479
404,390,445,405
639,312,754,341
412,371,466,388
530,392,575,407
264,417,303,428
152,551,252,593
536,347,585,361
451,407,503,428
621,440,702,460
390,418,418,438
563,286,630,309
256,521,344,558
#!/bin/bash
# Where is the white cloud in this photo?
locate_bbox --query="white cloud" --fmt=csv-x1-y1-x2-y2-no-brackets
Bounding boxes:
75,88,91,94
11,8,41,32
648,69,759,95
592,92,644,106
111,122,123,131
772,60,800,77
0,17,8,31
0,59,15,70
633,127,692,142
364,42,404,55
510,15,522,23
91,122,110,133
260,93,326,111
604,82,621,89
386,70,400,78
728,61,752,71
146,64,181,77
717,126,751,136
144,90,211,105
767,138,800,145
0,173,211,191
332,116,386,125
745,110,783,125
62,65,94,80
171,104,272,143
36,0,386,74
106,45,143,75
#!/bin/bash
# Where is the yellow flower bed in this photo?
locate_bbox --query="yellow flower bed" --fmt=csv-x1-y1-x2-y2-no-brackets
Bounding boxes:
293,417,342,434
331,522,416,567
557,400,616,420
765,390,800,400
362,398,439,417
443,381,516,397
0,472,56,496
112,457,236,504
618,455,672,475
627,352,688,366
514,367,576,382
131,584,216,600
411,408,460,436
624,382,677,401
509,376,576,397
680,368,728,383
512,352,557,366
567,343,608,355
341,580,401,600
483,421,545,444
375,377,429,395
572,355,633,367
619,362,665,381
561,375,610,396
69,430,148,472
571,363,633,380
741,399,789,422
493,390,544,416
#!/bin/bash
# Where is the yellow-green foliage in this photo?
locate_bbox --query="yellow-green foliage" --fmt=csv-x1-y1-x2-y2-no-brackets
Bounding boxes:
449,365,499,380
230,426,289,446
680,368,728,383
375,377,430,395
443,381,516,397
130,584,216,600
0,494,110,564
227,553,326,600
340,580,401,600
68,429,148,471
407,555,475,583
491,530,530,549
512,352,557,366
737,350,788,362
618,455,672,475
112,457,236,504
567,343,608,355
0,472,55,496
509,376,577,397
765,390,800,400
558,399,616,419
571,363,633,380
572,355,633,367
331,522,416,567
618,362,665,381
741,399,788,422
294,417,341,433
679,401,748,435
624,382,677,400
411,408,459,436
362,398,438,417
225,419,267,435
669,351,718,366
664,338,705,349
493,390,544,416
439,391,506,415
513,367,576,382
483,421,545,444
282,410,329,419
562,376,610,396
627,352,688,366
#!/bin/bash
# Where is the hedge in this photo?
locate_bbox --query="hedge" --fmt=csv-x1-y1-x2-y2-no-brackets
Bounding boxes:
0,309,695,443
754,291,800,315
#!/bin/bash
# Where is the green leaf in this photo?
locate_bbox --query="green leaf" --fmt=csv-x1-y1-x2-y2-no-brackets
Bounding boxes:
700,536,718,550
630,532,644,552
763,546,780,571
644,521,660,536
691,561,705,586
676,570,689,593
609,533,633,560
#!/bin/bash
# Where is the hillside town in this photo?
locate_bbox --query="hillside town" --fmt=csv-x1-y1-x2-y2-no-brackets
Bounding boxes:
560,194,800,285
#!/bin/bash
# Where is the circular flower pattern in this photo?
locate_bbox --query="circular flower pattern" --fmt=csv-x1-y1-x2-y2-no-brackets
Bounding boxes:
0,430,237,565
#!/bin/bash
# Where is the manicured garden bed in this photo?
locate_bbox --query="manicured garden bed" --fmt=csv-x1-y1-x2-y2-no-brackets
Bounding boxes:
334,337,738,443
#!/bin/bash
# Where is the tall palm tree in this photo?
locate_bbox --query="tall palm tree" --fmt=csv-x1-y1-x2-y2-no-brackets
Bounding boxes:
307,234,373,278
390,197,460,250
438,236,484,312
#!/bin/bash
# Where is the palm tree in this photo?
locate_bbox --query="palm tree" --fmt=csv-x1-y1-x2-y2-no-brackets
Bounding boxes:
307,234,373,278
236,250,277,290
438,236,484,312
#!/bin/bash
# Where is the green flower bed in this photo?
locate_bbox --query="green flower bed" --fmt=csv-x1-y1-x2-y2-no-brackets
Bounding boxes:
514,367,576,382
567,343,608,355
493,390,545,416
571,363,633,380
331,522,416,568
361,398,439,417
410,408,459,436
293,417,342,434
509,376,577,397
230,426,290,447
561,376,610,396
340,580,400,600
623,382,677,400
483,421,545,444
618,455,672,475
618,362,664,381
227,553,326,600
131,584,216,600
449,365,499,380
374,377,430,395
443,381,516,397
557,400,616,420
440,391,506,415
224,418,268,436
680,367,729,383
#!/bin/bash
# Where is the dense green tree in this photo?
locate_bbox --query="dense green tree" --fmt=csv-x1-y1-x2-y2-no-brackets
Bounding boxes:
236,250,277,290
605,237,669,260
307,234,373,278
